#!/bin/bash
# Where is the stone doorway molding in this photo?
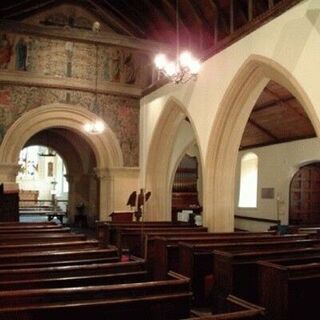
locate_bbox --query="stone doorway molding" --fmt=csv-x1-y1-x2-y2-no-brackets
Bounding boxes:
204,55,320,232
0,103,123,219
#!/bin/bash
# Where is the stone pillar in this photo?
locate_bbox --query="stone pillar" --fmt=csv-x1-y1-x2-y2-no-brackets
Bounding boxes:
94,167,140,222
0,163,20,192
94,168,113,221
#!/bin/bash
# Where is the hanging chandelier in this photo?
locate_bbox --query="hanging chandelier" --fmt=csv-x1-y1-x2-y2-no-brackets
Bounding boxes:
154,0,201,84
83,22,105,135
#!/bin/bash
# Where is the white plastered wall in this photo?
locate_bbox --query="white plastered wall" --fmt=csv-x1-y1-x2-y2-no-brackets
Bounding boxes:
235,137,320,231
141,0,320,231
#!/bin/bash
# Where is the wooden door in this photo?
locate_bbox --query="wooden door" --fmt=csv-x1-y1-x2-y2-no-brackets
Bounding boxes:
290,163,320,224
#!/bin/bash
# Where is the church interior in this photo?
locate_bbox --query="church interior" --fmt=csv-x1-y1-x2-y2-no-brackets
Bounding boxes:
0,0,319,319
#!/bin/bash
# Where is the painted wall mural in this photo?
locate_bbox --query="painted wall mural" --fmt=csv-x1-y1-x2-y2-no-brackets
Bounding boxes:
0,32,152,87
0,84,139,166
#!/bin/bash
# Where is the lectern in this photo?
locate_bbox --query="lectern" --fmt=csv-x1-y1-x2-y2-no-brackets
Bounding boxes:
109,211,133,222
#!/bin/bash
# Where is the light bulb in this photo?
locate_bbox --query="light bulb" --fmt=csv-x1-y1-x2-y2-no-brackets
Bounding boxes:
179,51,193,68
189,59,201,75
154,54,167,69
164,61,177,77
94,121,105,133
84,123,93,132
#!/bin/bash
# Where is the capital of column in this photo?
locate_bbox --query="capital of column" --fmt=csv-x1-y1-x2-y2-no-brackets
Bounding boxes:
93,168,111,181
0,163,20,182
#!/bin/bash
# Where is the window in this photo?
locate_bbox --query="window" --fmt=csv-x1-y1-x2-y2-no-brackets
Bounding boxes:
238,153,258,208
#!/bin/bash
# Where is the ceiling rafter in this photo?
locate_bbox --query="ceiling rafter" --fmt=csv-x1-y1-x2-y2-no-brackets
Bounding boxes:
162,0,191,42
211,0,230,36
100,0,146,38
253,96,296,112
85,0,135,36
265,87,309,120
248,118,279,141
1,0,55,19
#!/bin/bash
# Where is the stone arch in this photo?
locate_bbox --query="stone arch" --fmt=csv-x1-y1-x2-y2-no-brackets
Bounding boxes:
0,103,123,219
204,54,320,231
0,103,123,168
145,97,203,221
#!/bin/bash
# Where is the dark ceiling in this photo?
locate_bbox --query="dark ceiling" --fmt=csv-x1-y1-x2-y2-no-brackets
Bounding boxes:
0,0,298,56
0,0,314,149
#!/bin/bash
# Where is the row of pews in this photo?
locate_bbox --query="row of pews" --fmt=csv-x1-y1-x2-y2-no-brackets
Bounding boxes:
98,221,320,320
0,221,193,320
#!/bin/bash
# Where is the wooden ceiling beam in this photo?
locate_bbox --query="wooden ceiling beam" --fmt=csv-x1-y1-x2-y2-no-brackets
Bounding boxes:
265,87,310,120
240,134,316,150
248,118,279,141
162,0,191,41
86,0,136,36
253,96,296,112
1,0,55,19
139,0,175,42
100,0,146,37
211,0,230,36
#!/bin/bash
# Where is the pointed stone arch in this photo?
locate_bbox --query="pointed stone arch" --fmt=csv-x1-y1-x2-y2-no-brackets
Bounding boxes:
144,97,203,221
204,54,320,231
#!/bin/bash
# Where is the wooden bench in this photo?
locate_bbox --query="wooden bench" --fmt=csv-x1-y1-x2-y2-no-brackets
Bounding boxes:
0,239,100,254
183,295,265,320
212,246,320,312
143,231,277,260
0,233,87,245
0,247,118,264
0,271,191,320
116,226,208,256
0,256,146,281
0,227,72,234
150,233,306,280
0,269,148,290
258,258,320,320
0,221,57,226
178,238,320,306
96,221,203,247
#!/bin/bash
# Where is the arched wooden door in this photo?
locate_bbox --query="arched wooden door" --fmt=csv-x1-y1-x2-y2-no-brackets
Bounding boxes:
290,163,320,225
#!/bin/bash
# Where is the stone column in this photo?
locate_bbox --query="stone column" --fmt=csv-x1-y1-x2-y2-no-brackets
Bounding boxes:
94,168,113,221
0,163,20,192
94,167,140,222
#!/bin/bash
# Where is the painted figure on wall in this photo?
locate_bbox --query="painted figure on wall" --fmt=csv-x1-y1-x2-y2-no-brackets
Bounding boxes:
104,48,121,82
123,52,136,84
15,37,28,71
0,34,12,69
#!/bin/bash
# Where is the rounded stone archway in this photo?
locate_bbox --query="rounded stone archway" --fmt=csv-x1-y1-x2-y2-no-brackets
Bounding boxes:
144,97,203,221
204,54,320,232
0,103,123,220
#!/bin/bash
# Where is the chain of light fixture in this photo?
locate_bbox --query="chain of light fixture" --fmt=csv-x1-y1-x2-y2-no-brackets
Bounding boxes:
83,21,105,135
154,0,201,84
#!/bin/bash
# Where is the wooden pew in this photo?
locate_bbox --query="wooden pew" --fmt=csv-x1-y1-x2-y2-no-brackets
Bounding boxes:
0,247,118,264
0,221,57,226
144,231,277,260
152,234,308,280
0,269,148,290
0,233,87,244
258,258,320,320
178,238,320,306
212,246,320,312
117,226,208,256
96,220,204,247
0,239,100,254
183,295,265,320
0,257,146,281
0,271,191,320
0,224,63,230
0,227,72,234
